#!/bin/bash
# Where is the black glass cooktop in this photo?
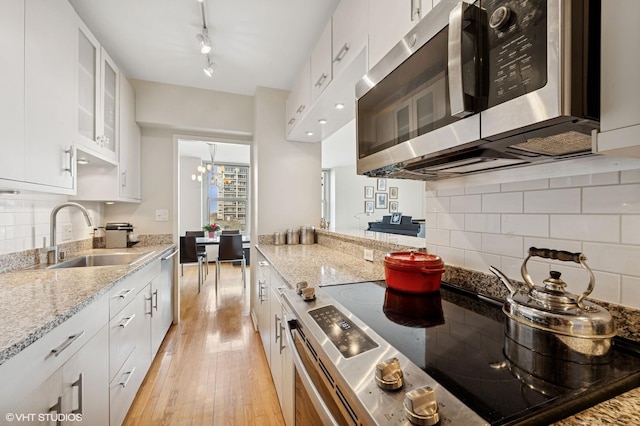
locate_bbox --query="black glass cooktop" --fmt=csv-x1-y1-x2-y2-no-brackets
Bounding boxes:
321,281,640,425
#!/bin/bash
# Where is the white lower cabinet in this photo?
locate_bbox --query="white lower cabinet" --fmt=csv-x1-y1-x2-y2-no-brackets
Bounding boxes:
0,250,176,426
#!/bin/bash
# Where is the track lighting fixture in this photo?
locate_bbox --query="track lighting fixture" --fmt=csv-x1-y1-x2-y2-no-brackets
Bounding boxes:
203,55,215,77
196,28,211,54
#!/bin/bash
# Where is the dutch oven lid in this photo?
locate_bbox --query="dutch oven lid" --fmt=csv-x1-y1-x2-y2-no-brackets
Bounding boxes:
384,251,443,269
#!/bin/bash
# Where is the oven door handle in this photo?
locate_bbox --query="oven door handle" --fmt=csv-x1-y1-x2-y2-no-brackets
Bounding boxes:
284,316,340,426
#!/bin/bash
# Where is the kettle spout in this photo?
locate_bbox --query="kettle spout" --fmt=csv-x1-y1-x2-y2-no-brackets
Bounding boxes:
489,266,518,295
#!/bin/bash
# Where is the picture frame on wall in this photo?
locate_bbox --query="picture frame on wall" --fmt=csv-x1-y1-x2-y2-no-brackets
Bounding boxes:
364,200,374,213
390,212,402,224
377,178,387,191
389,187,398,199
375,192,388,209
364,186,374,199
389,201,399,213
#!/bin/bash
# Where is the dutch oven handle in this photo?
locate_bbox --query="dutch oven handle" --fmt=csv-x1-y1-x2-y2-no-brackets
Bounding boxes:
522,247,595,309
420,267,446,274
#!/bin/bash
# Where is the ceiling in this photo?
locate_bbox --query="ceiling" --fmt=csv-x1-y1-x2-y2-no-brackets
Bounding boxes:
68,0,340,97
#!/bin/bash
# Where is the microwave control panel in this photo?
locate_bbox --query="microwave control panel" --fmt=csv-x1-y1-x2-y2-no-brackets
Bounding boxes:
483,0,547,107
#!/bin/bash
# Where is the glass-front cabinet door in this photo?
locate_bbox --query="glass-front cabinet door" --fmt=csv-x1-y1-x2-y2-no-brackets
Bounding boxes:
76,22,118,165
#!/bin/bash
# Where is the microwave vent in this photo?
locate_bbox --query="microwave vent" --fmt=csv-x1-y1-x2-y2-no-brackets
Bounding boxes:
512,131,592,156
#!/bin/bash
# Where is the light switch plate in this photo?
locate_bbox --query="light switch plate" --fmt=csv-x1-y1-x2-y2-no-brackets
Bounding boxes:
364,248,374,262
155,209,169,222
62,224,73,241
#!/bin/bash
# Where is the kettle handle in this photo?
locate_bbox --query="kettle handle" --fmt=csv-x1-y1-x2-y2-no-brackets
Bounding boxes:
522,247,595,310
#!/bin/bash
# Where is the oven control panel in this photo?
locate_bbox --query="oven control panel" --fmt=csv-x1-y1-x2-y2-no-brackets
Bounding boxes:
309,305,378,358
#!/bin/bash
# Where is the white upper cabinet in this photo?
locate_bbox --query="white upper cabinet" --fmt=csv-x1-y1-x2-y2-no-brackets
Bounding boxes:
118,77,141,200
0,0,25,184
285,60,311,134
368,0,432,69
77,21,119,165
331,0,368,79
594,0,640,158
310,20,333,103
24,0,76,191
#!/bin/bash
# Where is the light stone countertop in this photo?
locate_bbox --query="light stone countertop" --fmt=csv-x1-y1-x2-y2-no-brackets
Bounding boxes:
256,243,640,426
0,244,175,365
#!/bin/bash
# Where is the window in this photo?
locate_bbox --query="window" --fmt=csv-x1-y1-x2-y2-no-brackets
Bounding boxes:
206,164,249,231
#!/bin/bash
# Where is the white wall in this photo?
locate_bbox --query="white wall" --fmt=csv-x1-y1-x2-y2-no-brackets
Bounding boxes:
424,169,640,309
322,120,425,230
179,156,203,235
253,87,321,235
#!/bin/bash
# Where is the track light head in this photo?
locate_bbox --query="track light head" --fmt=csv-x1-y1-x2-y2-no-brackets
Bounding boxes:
196,28,211,54
203,55,215,77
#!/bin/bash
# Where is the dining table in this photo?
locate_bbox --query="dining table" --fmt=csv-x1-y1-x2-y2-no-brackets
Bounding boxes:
195,234,250,245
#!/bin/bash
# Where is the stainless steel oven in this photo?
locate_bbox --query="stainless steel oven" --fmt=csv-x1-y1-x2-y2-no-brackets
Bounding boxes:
356,0,601,180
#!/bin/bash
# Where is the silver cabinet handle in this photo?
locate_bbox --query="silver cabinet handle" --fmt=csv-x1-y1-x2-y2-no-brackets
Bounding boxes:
296,104,305,114
49,395,62,426
274,314,281,343
50,331,85,357
120,367,136,388
118,288,134,299
411,0,421,21
162,249,178,260
288,117,296,125
333,43,350,63
314,73,328,88
121,169,127,187
279,321,286,354
71,373,83,414
448,2,477,118
119,314,136,328
153,289,159,311
63,145,74,176
146,295,153,316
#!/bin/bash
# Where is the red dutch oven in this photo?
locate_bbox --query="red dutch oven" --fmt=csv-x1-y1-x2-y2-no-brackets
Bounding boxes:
384,251,445,294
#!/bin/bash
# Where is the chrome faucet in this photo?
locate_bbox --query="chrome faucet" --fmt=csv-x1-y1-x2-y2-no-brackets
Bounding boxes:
48,202,93,264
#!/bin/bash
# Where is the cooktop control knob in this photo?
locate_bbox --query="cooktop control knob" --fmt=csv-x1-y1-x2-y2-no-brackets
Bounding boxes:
301,286,315,301
296,281,308,294
404,386,440,426
489,6,512,30
375,357,404,391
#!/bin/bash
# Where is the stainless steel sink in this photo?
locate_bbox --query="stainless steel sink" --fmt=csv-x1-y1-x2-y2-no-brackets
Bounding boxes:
47,252,154,269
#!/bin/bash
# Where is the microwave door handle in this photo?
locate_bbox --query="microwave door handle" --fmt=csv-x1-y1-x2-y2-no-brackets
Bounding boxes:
284,316,340,426
448,2,474,118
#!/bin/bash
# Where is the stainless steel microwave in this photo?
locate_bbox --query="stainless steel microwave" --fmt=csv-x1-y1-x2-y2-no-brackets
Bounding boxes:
356,0,600,180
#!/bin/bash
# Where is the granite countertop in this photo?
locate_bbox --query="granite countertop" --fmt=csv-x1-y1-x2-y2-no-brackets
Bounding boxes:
256,242,640,426
0,244,175,365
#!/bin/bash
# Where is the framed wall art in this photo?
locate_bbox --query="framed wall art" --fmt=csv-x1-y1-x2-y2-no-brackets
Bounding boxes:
389,187,398,199
377,178,387,191
364,200,374,213
364,186,374,199
389,201,399,213
375,192,388,209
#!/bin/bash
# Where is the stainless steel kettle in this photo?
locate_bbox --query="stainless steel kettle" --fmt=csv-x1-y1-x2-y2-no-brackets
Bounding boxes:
490,247,615,360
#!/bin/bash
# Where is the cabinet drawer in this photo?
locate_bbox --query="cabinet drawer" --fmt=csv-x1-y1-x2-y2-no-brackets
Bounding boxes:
109,260,160,318
0,293,108,414
109,348,143,426
109,285,150,380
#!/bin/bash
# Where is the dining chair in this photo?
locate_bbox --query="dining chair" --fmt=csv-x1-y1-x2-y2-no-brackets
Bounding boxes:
215,234,246,291
185,230,208,278
180,236,204,292
221,230,240,235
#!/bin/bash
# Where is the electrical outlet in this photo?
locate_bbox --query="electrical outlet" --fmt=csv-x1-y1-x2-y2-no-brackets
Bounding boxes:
364,248,374,262
155,209,169,222
62,224,73,241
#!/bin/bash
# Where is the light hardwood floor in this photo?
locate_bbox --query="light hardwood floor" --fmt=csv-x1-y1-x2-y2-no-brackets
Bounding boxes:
123,262,285,425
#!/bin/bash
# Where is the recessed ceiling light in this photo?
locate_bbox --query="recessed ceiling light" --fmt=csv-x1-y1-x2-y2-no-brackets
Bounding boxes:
306,131,314,136
77,158,90,165
318,119,327,124
335,103,345,110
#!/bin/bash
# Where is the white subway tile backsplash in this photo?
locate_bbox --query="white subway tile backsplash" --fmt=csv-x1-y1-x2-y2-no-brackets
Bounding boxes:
589,271,621,304
621,276,640,309
437,213,465,230
524,188,581,213
426,197,450,213
465,251,502,273
583,242,640,277
426,228,450,246
437,187,465,197
482,192,523,213
434,246,465,267
622,215,640,244
450,231,482,251
549,171,619,188
465,183,501,195
482,233,523,257
621,169,640,184
550,215,620,243
450,195,481,213
465,214,501,233
502,214,549,237
501,178,549,192
500,257,549,284
583,184,640,213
